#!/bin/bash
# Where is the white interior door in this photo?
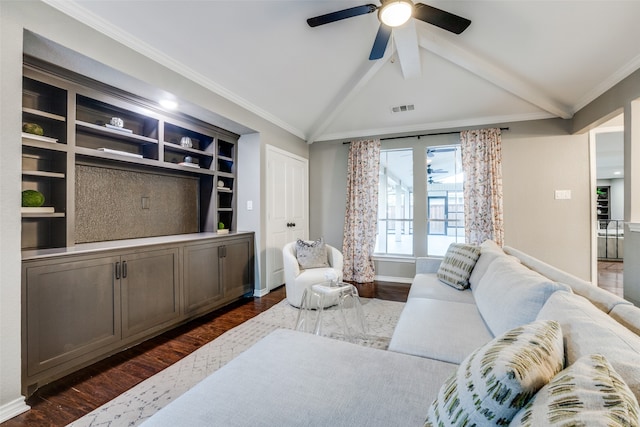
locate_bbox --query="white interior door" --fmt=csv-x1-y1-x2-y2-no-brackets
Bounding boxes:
266,146,308,291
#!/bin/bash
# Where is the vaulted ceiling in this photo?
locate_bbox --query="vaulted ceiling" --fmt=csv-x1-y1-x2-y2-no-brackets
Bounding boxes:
44,0,640,143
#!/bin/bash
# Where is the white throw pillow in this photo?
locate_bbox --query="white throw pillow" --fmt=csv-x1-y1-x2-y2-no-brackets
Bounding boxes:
509,354,639,427
473,256,571,336
425,320,564,427
536,291,640,403
436,243,481,290
295,238,329,269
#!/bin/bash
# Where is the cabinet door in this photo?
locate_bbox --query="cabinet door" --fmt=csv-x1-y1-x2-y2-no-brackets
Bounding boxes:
25,255,121,377
221,237,254,299
121,248,180,338
183,242,223,315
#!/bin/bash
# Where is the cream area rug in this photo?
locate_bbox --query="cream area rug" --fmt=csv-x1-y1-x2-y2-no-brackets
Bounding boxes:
67,298,405,427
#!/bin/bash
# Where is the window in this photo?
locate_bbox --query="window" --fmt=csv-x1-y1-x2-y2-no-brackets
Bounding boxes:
374,144,465,258
375,149,413,256
426,146,465,256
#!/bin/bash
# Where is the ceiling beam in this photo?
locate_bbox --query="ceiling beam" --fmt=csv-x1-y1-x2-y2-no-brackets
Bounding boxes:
306,56,389,144
393,21,421,80
417,30,573,119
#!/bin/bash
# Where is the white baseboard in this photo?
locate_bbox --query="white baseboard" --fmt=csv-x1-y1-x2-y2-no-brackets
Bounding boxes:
254,287,270,297
0,397,29,423
374,275,413,284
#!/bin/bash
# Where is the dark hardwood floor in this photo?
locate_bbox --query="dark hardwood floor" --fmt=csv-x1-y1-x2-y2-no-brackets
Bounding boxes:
2,281,410,427
2,265,626,427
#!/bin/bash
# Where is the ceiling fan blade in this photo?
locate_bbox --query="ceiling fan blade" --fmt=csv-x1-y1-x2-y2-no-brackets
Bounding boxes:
369,24,392,60
307,4,377,27
413,3,471,34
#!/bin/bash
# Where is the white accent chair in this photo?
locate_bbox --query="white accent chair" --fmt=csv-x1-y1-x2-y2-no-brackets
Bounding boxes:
282,241,344,307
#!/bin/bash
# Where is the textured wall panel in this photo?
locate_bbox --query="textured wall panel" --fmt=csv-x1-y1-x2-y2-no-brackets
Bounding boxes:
76,165,198,243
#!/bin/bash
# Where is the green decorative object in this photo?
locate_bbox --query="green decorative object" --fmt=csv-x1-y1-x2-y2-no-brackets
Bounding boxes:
22,190,45,207
218,221,225,230
22,122,44,136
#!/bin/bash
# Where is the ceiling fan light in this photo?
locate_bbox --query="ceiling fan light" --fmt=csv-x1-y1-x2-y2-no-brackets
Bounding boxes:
379,0,413,27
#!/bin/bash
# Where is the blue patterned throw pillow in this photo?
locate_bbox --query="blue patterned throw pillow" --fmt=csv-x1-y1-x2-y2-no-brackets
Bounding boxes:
425,320,564,427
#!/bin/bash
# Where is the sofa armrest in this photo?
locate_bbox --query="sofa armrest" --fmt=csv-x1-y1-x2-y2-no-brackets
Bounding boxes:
415,257,442,274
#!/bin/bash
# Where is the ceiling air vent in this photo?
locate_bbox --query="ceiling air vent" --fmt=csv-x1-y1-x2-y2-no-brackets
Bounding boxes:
391,104,415,113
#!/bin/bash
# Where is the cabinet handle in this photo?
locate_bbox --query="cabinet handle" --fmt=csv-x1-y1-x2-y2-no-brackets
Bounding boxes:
115,262,121,280
123,261,128,278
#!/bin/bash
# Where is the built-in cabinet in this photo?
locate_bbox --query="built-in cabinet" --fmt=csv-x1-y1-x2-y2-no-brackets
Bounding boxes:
22,233,254,396
20,58,253,396
183,236,252,316
597,185,610,225
21,59,238,250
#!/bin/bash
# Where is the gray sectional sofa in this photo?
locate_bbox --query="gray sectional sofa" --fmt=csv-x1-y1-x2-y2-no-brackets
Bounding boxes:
143,241,640,426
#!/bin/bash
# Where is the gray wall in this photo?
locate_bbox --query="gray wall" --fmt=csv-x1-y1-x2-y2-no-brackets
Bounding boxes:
574,69,640,306
0,0,308,415
310,119,592,282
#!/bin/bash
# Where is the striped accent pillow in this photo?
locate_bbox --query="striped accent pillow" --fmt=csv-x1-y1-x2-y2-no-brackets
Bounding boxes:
436,243,481,290
510,354,639,426
425,320,564,426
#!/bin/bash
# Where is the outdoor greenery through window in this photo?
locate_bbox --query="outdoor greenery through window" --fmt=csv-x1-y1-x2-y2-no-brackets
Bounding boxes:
374,144,465,257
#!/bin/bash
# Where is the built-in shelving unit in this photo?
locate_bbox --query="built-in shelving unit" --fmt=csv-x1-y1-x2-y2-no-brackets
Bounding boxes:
21,74,69,250
597,185,610,226
21,58,239,250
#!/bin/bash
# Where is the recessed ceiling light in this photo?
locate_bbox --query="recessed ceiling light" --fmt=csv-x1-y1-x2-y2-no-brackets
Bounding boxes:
613,171,622,175
159,99,178,110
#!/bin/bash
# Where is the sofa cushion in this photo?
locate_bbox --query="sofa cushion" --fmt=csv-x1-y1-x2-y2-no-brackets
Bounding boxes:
469,239,515,291
474,256,571,336
295,238,329,269
425,320,564,427
389,298,493,364
510,354,639,427
610,303,640,336
536,291,640,402
407,273,476,304
143,329,458,427
415,257,443,275
436,243,481,290
503,245,631,313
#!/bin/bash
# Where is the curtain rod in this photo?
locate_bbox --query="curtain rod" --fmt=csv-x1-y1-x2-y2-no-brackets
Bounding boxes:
342,127,509,144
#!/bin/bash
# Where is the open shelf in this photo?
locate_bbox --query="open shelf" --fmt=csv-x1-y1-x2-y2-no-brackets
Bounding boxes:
22,60,238,249
76,120,159,145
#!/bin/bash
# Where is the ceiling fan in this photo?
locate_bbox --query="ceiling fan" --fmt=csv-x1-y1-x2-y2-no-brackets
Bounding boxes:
427,165,448,175
307,0,471,60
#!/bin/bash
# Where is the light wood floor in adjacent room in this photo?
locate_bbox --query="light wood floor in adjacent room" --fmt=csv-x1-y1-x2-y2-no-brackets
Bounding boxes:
598,260,624,297
1,281,410,427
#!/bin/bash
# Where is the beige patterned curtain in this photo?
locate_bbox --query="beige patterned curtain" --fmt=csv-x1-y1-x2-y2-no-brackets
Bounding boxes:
342,139,380,283
460,128,504,246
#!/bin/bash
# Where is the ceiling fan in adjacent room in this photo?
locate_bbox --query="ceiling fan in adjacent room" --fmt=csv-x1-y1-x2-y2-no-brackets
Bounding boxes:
307,0,471,60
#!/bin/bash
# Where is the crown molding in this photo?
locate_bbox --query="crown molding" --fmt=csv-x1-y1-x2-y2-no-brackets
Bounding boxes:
41,0,305,140
573,51,640,114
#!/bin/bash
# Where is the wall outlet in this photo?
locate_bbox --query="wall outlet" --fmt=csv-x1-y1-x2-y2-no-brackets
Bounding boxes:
141,196,150,209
